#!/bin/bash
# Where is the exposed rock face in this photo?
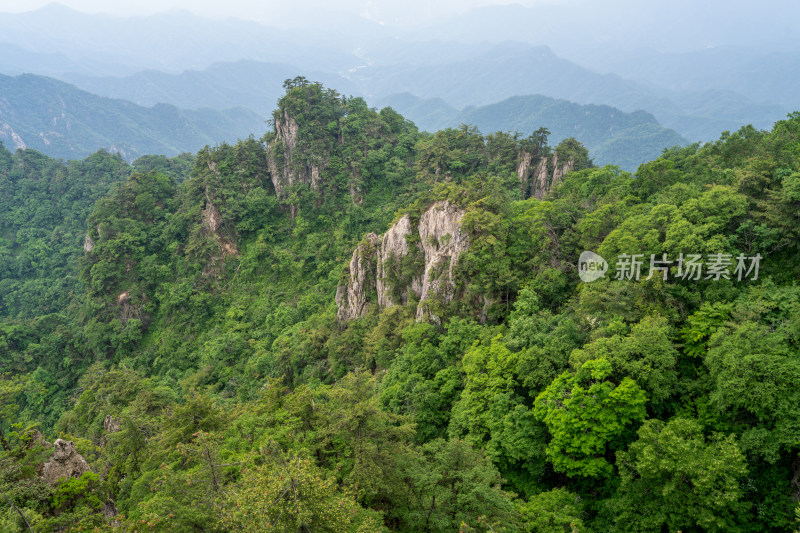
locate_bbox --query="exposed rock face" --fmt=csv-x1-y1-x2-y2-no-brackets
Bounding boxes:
42,439,90,486
267,111,299,199
532,158,550,199
1,123,26,150
26,430,51,451
336,233,380,323
104,415,121,434
337,201,468,325
518,151,575,199
267,110,328,211
415,201,469,321
200,181,239,263
550,151,575,186
83,232,95,253
376,215,421,308
102,500,119,521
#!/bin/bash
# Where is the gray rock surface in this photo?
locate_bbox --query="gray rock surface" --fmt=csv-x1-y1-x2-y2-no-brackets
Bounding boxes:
42,439,90,486
337,201,468,324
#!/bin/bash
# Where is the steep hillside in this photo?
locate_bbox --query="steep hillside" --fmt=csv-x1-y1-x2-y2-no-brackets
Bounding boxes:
1,81,799,532
0,144,192,318
63,43,786,145
0,74,264,161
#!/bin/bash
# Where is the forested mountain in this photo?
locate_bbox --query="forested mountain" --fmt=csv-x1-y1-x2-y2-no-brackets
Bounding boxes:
378,92,688,170
62,60,360,116
1,79,799,531
0,147,192,318
0,73,263,161
1,3,794,155
347,43,788,142
0,78,800,532
62,56,690,170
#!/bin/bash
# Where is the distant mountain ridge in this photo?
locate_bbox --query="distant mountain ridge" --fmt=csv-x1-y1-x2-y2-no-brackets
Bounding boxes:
0,4,792,167
378,93,688,170
63,61,361,116
55,43,789,145
0,74,264,161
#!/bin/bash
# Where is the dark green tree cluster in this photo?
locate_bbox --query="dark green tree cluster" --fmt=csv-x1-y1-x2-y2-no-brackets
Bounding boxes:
1,82,800,531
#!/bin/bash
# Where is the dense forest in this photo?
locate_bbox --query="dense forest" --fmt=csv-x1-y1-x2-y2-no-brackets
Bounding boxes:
1,77,800,532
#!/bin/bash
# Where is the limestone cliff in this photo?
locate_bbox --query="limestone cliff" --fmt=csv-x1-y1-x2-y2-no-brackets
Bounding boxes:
337,201,468,325
376,214,422,308
415,201,469,321
267,110,328,213
517,151,575,199
336,233,380,323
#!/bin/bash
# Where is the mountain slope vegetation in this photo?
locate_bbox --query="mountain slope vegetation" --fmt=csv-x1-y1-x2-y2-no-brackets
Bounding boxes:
380,93,688,170
1,80,799,532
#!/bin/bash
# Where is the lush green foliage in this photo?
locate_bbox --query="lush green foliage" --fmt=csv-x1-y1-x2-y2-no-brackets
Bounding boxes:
2,82,800,531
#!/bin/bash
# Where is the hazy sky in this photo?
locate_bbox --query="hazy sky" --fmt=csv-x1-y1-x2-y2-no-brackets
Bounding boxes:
0,0,571,24
1,0,797,52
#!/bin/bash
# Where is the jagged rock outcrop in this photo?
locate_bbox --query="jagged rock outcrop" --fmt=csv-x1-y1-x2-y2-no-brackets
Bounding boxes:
532,158,550,199
376,215,422,308
415,201,469,321
550,151,575,187
267,110,328,213
200,160,239,261
337,201,468,325
518,152,575,199
336,233,380,323
202,191,238,259
26,430,51,451
42,439,90,486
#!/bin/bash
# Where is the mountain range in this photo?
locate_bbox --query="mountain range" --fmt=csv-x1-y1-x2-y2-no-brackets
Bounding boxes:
0,3,795,168
0,73,263,161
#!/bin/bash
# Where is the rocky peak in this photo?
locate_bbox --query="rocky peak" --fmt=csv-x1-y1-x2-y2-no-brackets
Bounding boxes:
376,214,421,308
337,201,469,325
42,439,90,486
267,109,328,213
